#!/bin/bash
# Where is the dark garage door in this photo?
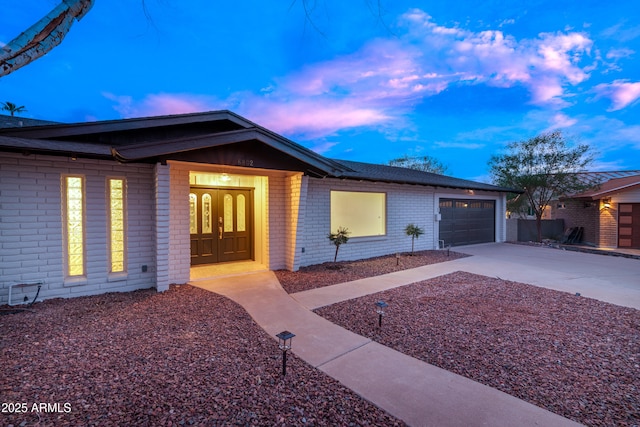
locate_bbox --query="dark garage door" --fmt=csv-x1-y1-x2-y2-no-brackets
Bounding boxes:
439,199,495,246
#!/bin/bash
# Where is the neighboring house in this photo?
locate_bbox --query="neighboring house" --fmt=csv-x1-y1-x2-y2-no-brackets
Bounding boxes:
0,111,512,304
0,114,59,128
550,171,640,248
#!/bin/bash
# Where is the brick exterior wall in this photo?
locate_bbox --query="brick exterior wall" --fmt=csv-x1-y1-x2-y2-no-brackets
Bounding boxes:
168,165,191,284
297,179,507,267
154,164,171,291
598,201,618,248
267,174,286,270
284,173,306,271
551,186,640,248
300,178,437,267
552,199,598,245
0,152,156,305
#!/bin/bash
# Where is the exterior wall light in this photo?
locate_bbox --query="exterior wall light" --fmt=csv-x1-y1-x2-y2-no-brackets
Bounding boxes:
276,330,295,376
602,198,611,209
375,300,388,328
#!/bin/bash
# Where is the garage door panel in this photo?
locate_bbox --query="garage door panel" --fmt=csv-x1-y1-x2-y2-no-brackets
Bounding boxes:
439,198,495,247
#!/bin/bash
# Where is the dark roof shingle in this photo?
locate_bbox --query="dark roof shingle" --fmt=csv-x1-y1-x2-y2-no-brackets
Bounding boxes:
333,159,515,192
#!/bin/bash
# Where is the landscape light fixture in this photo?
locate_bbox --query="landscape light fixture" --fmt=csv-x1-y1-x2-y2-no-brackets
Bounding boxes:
375,300,388,328
276,330,295,376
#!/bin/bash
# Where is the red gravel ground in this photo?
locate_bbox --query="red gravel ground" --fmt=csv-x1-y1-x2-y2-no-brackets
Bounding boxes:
315,271,640,427
0,286,405,427
275,250,467,293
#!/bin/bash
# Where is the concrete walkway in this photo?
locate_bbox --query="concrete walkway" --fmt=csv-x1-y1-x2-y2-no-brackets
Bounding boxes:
190,244,599,426
293,243,640,310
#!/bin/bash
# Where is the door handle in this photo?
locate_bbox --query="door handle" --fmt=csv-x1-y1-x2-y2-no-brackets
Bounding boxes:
219,226,223,240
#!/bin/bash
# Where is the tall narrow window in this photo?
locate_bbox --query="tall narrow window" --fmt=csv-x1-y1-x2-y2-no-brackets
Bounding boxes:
189,193,198,234
108,178,126,273
64,176,85,277
202,193,212,234
223,193,233,232
237,194,246,232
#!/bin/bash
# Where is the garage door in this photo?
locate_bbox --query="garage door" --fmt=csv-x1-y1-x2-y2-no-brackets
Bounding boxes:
618,203,640,248
439,199,495,246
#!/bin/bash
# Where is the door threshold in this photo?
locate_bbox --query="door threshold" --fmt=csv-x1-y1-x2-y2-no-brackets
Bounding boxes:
190,260,267,281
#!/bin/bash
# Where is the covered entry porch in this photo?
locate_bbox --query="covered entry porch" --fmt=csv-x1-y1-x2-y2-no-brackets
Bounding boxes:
159,160,307,285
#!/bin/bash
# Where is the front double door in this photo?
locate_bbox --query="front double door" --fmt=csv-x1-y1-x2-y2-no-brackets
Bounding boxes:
190,188,253,265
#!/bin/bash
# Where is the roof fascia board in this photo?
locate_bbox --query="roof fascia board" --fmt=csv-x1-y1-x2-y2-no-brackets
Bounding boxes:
0,110,251,138
0,135,113,157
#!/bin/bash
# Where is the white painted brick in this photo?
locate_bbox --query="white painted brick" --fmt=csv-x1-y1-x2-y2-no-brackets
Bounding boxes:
1,152,156,303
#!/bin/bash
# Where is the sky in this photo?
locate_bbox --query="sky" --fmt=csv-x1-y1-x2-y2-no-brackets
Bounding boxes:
1,0,640,181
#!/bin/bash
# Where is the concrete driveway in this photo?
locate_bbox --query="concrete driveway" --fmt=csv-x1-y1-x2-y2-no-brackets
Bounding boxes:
453,243,640,310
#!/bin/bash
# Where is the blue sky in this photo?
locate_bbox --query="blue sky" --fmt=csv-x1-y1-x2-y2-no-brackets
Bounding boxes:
2,0,639,180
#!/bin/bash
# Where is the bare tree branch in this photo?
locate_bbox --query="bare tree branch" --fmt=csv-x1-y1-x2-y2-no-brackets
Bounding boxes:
0,0,94,77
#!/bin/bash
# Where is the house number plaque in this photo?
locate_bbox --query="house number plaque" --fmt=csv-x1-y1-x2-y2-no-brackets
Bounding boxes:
236,159,254,167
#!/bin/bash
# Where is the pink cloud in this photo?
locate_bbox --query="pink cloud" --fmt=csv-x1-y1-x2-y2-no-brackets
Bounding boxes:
241,97,390,137
399,10,592,105
103,92,219,118
593,80,640,111
543,112,578,133
104,9,597,140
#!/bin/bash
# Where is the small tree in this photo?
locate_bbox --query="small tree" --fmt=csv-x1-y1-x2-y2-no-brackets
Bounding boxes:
489,130,595,242
388,154,449,175
328,227,350,262
404,224,424,255
1,102,27,117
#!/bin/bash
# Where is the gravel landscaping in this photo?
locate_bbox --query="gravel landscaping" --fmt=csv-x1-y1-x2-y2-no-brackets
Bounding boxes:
275,250,467,293
1,286,405,426
315,271,640,427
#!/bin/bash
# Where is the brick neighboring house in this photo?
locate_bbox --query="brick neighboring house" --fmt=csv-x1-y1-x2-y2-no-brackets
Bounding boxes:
550,171,640,248
0,111,513,304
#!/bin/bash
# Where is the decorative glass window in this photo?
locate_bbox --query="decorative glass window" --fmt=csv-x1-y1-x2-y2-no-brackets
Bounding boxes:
223,193,233,232
108,178,126,273
330,191,386,237
237,194,246,232
63,176,85,277
202,193,212,234
189,193,198,234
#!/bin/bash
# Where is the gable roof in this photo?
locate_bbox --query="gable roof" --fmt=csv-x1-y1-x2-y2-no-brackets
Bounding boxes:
0,110,511,193
570,173,640,199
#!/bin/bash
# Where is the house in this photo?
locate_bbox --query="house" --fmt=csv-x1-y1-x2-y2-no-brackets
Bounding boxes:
550,171,640,249
0,111,512,305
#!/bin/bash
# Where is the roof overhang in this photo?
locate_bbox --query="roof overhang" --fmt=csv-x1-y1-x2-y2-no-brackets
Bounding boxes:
0,135,113,158
0,110,252,139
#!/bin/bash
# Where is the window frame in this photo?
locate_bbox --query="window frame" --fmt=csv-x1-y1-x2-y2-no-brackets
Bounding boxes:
330,190,387,238
62,174,87,283
107,177,127,276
